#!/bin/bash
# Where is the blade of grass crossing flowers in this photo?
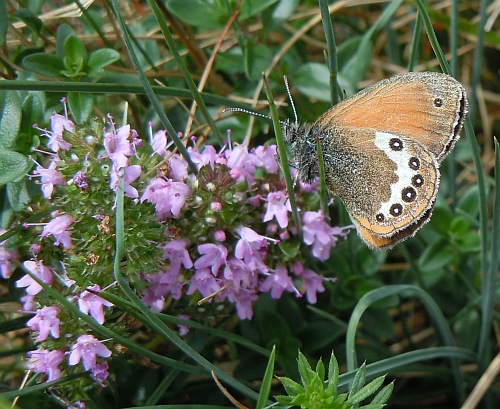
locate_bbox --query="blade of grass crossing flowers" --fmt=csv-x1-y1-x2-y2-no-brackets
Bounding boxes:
346,285,466,402
318,0,341,105
255,345,276,409
110,0,198,174
146,0,223,144
0,372,90,400
145,361,184,406
112,177,261,401
262,74,302,235
90,289,270,356
478,138,500,361
0,80,246,108
21,258,206,375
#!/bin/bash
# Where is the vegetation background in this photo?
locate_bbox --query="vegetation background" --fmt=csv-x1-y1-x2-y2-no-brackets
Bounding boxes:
0,0,499,408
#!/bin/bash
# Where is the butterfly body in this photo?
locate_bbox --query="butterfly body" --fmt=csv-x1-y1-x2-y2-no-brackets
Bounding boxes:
281,71,468,250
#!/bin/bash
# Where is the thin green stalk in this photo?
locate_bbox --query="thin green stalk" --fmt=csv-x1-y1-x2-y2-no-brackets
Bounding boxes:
318,0,341,105
112,178,261,401
74,0,113,48
449,0,458,77
413,0,450,74
407,2,423,72
262,75,302,236
0,80,245,108
338,347,476,389
316,137,329,216
110,0,198,174
447,0,459,209
346,285,466,403
469,0,488,119
477,138,500,361
146,0,223,144
415,5,490,365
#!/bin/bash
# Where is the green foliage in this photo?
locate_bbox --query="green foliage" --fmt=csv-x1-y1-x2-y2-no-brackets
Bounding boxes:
0,0,497,408
276,351,393,409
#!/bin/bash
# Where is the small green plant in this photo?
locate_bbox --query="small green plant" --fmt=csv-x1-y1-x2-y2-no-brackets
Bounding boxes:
276,352,393,409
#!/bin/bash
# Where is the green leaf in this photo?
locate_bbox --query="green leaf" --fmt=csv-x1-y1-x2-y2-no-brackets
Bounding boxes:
455,231,481,252
278,376,304,396
7,178,31,211
12,9,43,36
167,0,227,28
239,0,278,20
297,351,315,385
449,215,470,236
428,205,453,234
293,63,331,102
67,92,93,124
0,0,7,47
328,351,339,395
275,395,293,405
370,381,394,405
0,150,29,186
62,35,88,74
256,345,276,409
418,238,455,272
349,361,366,397
453,309,480,350
22,54,65,77
349,374,385,404
20,92,46,147
56,24,76,57
315,358,325,383
87,49,121,77
262,0,299,31
361,308,395,339
277,240,300,259
243,40,272,81
0,90,22,149
456,184,480,217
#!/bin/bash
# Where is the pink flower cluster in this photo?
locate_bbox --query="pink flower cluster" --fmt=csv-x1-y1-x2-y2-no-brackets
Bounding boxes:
12,111,352,386
17,259,113,382
139,129,351,320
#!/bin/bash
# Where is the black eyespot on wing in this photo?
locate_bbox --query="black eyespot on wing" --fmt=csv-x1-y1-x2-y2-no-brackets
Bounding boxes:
434,98,443,107
409,157,420,170
390,203,403,216
389,138,403,151
402,187,417,203
376,213,385,222
412,174,424,187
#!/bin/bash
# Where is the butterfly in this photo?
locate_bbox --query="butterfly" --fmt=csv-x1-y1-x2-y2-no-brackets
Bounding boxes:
226,71,468,250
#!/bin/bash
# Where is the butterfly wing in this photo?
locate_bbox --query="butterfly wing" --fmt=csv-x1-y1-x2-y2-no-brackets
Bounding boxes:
316,72,467,163
314,125,439,249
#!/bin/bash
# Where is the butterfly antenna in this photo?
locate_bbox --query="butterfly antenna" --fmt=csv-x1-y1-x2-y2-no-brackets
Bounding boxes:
283,76,298,124
222,107,272,121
